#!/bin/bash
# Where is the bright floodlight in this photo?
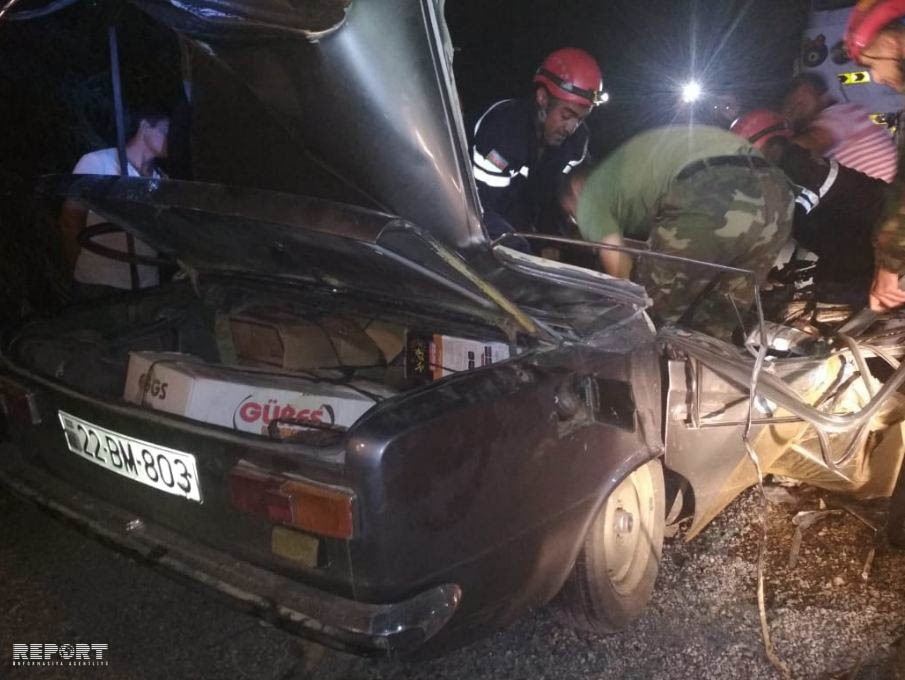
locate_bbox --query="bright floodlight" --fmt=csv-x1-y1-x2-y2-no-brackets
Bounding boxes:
681,80,702,104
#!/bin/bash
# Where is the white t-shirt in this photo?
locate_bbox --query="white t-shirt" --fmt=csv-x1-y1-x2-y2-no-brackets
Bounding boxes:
72,148,160,289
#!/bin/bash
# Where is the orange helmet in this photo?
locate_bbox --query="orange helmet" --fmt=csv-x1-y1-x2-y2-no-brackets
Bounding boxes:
729,110,793,149
533,48,604,107
844,0,905,62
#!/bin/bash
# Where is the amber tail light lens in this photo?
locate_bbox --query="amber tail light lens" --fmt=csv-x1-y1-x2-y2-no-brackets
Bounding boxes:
228,464,355,539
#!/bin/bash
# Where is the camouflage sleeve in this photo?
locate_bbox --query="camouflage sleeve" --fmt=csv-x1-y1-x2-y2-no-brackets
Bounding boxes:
874,183,905,274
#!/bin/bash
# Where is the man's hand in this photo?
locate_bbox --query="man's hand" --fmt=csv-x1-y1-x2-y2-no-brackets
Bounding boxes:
598,233,632,279
869,267,905,311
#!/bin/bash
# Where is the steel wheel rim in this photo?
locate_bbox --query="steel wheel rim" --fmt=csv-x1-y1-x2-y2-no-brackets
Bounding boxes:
602,464,654,595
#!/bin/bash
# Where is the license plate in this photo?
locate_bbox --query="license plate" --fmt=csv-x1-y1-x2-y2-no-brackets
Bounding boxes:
58,411,202,502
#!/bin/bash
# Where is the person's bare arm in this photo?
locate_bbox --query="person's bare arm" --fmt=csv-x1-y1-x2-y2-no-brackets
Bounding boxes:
791,125,834,155
598,232,632,278
59,199,87,272
870,267,905,311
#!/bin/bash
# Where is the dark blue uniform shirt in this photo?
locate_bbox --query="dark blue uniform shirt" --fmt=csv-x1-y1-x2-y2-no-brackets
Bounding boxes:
470,97,589,243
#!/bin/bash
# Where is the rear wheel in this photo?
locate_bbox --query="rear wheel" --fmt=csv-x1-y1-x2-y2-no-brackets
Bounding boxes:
558,459,665,634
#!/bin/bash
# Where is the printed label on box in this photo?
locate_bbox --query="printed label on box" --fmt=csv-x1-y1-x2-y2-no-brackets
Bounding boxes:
404,333,509,382
124,352,383,434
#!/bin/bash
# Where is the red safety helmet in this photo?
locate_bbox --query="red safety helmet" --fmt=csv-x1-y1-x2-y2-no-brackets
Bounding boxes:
729,110,793,150
533,48,604,108
845,0,905,62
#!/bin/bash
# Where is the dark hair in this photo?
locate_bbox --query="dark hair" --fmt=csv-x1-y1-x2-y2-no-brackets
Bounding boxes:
125,109,170,139
880,21,905,36
557,162,591,214
787,72,829,97
760,135,791,165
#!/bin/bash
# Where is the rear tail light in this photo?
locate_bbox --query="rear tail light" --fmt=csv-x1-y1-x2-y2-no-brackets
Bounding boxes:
228,463,355,539
0,376,41,426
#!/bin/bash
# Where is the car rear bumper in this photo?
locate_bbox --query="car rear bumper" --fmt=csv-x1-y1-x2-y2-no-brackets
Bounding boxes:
0,443,460,656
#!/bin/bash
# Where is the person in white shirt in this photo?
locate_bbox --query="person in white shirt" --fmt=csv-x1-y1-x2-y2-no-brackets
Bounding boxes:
59,110,170,297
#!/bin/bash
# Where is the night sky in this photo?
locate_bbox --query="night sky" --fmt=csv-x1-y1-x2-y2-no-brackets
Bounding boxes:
447,0,811,155
0,0,813,178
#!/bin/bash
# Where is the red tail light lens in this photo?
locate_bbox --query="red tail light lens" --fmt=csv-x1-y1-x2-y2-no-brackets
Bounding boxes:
228,463,355,539
227,466,295,525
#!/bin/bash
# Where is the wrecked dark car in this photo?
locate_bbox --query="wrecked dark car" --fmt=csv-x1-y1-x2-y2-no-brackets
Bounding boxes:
1,0,904,659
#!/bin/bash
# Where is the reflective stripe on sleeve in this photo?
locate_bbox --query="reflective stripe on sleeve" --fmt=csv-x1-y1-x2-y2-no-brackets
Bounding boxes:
795,194,815,214
795,182,820,214
794,163,837,217
473,99,515,135
473,149,504,173
817,160,839,199
473,166,511,188
563,158,583,174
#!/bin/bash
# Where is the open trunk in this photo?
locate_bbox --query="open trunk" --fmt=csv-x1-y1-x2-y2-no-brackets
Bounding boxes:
6,273,524,447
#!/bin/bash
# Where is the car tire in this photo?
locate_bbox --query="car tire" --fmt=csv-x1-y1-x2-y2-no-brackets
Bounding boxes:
557,458,665,634
888,463,905,549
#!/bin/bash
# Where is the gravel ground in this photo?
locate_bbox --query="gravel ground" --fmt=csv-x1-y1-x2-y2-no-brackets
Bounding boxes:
2,483,904,679
315,487,905,680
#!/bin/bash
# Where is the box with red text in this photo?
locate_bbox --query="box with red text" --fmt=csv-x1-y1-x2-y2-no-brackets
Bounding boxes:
123,352,390,434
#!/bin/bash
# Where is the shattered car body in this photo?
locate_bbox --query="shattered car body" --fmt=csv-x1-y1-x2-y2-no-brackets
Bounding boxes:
1,0,904,658
664,320,905,539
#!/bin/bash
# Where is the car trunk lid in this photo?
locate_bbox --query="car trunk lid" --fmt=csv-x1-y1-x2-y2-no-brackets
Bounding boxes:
45,174,541,341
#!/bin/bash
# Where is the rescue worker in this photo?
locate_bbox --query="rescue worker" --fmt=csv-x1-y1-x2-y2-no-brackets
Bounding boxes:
731,109,887,297
845,0,905,311
569,125,794,339
470,47,604,248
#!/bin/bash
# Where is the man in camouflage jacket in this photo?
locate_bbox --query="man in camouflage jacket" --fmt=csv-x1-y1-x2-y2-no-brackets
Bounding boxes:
572,125,794,339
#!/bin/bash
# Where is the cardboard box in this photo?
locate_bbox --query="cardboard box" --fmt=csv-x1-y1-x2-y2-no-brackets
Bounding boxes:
123,352,392,435
405,332,510,383
362,320,406,363
229,312,383,370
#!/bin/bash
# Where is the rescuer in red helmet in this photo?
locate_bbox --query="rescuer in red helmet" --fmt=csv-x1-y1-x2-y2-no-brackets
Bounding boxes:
469,47,605,250
843,0,905,311
731,110,886,296
727,110,793,150
845,0,905,91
